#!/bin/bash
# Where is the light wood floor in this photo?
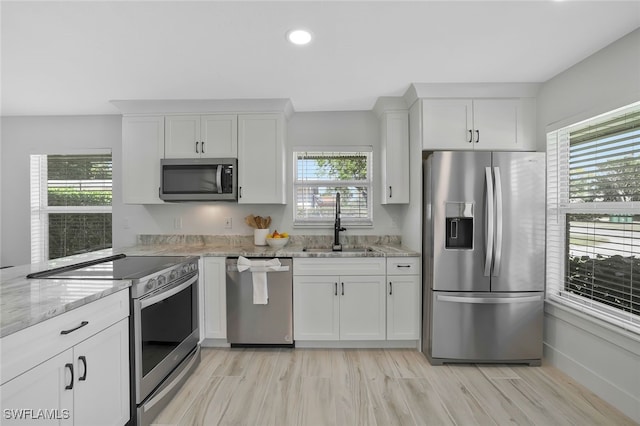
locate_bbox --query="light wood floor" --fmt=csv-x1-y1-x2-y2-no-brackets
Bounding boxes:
151,348,636,426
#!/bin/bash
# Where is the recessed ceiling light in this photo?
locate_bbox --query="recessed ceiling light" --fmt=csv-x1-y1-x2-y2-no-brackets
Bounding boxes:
286,29,312,46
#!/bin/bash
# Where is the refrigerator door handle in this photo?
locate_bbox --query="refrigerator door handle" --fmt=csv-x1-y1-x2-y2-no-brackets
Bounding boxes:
493,166,503,276
484,167,494,276
436,294,543,304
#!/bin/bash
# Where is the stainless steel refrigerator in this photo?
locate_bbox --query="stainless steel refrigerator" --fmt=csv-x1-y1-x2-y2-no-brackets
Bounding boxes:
422,151,545,366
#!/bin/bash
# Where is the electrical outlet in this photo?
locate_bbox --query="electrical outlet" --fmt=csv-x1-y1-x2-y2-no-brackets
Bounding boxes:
174,217,183,230
224,217,232,229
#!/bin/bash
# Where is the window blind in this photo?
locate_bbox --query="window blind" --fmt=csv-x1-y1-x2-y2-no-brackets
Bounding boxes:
294,150,372,224
30,153,113,263
546,102,640,333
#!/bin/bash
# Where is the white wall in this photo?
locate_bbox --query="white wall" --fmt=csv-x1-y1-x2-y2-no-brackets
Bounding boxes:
0,115,122,267
537,28,640,422
1,111,401,266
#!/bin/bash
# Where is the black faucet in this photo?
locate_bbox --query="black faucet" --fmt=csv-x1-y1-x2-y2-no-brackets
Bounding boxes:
333,192,346,251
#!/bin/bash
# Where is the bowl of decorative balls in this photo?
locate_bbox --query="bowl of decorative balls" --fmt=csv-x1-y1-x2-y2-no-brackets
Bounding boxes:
265,230,289,248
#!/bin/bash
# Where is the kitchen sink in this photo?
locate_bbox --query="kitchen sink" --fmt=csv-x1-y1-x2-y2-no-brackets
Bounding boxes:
302,247,374,253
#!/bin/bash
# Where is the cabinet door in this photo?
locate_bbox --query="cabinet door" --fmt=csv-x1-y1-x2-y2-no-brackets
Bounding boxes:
73,319,129,426
0,350,73,426
293,276,340,340
387,275,420,340
380,111,409,204
203,257,226,339
165,115,200,158
122,116,165,204
201,115,238,158
339,276,386,340
422,99,473,150
237,114,286,204
471,99,519,151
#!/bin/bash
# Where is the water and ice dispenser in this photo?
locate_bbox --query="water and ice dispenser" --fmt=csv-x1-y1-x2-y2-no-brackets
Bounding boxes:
445,202,473,249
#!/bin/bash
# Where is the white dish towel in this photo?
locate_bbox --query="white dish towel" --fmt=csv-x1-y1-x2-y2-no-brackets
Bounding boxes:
237,256,281,304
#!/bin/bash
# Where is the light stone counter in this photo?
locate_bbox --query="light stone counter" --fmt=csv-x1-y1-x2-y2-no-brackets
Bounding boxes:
1,235,418,337
129,234,420,258
0,249,130,338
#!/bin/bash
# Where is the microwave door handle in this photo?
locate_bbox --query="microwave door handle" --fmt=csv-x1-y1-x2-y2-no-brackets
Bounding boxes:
216,165,223,194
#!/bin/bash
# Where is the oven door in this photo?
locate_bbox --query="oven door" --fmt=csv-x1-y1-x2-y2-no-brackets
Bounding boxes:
133,272,199,403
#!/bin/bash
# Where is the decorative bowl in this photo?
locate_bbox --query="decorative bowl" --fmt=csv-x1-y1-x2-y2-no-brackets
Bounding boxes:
266,237,289,249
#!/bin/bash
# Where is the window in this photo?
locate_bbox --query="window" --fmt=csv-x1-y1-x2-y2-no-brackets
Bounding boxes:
547,102,640,333
293,148,372,226
31,152,112,263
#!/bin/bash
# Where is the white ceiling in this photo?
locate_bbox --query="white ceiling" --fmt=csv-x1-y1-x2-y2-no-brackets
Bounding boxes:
2,1,640,116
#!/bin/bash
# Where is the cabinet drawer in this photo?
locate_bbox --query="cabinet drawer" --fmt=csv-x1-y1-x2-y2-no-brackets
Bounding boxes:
1,289,129,385
294,258,385,276
386,257,420,275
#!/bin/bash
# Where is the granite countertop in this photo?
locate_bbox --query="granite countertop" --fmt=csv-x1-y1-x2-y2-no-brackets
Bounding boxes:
0,249,130,338
128,234,420,258
1,235,419,338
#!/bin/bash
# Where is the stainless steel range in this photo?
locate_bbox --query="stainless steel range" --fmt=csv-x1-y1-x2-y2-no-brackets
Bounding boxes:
28,254,201,426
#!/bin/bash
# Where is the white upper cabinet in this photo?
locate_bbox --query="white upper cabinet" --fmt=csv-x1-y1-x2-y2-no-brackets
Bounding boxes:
380,111,410,204
122,115,165,204
422,98,536,151
165,114,238,158
237,113,286,204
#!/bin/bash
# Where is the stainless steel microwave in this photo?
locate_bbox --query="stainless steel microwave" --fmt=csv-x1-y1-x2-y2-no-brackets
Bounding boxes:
160,158,237,201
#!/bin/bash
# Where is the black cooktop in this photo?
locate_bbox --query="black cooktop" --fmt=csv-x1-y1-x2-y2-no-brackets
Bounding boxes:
27,254,192,280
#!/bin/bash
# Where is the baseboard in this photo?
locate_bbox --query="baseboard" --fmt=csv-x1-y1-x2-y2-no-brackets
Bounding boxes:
294,340,419,349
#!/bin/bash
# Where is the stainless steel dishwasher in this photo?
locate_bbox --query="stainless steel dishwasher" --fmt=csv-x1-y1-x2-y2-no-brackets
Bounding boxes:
226,257,294,346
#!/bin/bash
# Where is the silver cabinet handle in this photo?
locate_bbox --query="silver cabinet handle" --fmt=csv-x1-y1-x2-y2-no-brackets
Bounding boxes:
389,281,393,295
202,141,205,154
341,282,344,296
468,129,473,143
389,186,392,198
475,130,480,143
334,282,338,296
195,141,199,153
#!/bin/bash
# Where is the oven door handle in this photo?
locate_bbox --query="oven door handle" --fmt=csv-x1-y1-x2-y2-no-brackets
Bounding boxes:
140,274,197,309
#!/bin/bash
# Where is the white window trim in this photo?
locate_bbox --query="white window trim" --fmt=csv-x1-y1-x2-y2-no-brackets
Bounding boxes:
546,101,640,336
293,146,373,228
30,152,113,264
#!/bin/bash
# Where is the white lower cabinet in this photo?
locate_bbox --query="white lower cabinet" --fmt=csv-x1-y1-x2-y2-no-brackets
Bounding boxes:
1,318,129,426
293,258,386,341
386,257,421,340
1,350,72,425
202,257,227,339
0,290,130,426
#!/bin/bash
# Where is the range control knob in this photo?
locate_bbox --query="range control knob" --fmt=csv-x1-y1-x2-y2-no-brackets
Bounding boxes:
169,270,177,280
190,263,197,272
145,278,157,291
157,275,166,287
